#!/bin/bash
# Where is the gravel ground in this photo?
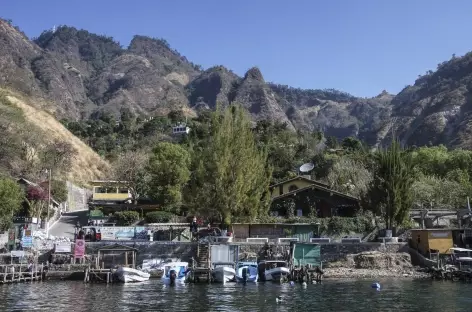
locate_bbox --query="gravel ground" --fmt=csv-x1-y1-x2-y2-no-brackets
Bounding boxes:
322,251,431,279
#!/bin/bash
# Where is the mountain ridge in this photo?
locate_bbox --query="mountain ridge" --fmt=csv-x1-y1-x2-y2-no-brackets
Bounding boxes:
1,19,472,148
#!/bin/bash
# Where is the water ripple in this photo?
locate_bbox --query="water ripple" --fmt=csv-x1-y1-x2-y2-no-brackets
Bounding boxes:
0,279,471,312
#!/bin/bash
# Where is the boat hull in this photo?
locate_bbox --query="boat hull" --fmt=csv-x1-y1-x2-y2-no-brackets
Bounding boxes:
162,276,187,284
116,267,150,283
212,267,236,283
161,262,189,284
235,265,258,283
264,267,290,282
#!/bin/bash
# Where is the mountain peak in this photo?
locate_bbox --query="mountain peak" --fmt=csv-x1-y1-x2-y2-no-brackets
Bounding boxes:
244,67,264,82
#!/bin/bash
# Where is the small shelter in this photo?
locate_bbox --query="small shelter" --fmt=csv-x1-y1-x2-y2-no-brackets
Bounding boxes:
96,244,138,269
410,229,454,255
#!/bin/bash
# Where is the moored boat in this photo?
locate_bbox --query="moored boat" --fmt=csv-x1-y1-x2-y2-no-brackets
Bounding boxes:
161,262,189,284
235,261,258,283
212,262,236,283
116,267,151,283
258,260,290,282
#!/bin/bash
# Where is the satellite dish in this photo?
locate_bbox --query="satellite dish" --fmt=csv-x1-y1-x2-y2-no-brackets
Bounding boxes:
299,163,315,173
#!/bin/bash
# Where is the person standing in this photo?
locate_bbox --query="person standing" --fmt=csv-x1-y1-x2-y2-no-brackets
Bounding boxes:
190,217,198,241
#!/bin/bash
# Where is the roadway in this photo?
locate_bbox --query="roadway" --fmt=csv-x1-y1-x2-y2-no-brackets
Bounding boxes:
49,210,89,239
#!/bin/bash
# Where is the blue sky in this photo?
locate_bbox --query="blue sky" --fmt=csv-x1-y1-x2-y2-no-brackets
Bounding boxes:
2,0,472,97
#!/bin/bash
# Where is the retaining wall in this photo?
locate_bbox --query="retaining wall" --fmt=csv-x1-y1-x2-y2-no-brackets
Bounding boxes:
19,241,409,266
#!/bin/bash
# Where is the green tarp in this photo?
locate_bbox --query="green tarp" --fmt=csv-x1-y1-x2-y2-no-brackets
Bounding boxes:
292,243,321,267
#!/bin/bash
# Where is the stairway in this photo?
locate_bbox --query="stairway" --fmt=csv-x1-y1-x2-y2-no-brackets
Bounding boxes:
197,243,210,268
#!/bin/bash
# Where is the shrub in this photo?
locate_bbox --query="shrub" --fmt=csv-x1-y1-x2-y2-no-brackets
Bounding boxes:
114,211,140,226
145,211,175,223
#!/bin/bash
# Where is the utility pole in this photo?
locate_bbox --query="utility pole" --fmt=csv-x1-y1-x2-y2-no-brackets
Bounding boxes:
46,169,52,238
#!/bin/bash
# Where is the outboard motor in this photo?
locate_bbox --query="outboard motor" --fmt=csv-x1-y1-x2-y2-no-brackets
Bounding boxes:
169,269,177,285
242,267,248,284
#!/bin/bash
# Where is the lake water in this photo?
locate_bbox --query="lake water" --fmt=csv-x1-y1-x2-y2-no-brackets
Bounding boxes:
1,279,471,311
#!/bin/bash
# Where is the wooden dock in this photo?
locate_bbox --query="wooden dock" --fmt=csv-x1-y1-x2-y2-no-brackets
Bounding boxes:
188,267,213,283
187,243,214,283
0,263,44,284
84,268,116,283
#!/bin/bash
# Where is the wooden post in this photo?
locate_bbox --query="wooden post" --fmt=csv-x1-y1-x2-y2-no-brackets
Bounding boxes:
132,251,136,269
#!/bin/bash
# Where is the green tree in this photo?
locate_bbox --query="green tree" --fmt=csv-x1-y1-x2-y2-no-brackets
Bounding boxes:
326,136,339,149
186,104,272,226
0,177,23,230
341,137,363,152
168,110,185,123
412,175,469,210
326,156,372,198
114,211,140,226
363,140,415,229
148,142,191,212
51,180,68,203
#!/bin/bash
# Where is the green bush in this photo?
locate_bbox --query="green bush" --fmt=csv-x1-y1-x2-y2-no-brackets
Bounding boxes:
114,211,140,226
145,211,175,223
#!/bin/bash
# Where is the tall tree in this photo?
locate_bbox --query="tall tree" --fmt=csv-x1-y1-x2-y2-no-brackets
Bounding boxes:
148,142,191,212
186,104,272,225
112,151,150,204
0,177,23,230
362,140,415,229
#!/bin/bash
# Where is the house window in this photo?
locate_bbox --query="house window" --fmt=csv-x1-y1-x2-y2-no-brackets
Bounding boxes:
288,185,298,192
94,187,106,193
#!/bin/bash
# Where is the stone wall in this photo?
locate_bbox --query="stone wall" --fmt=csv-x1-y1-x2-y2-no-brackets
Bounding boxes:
319,242,408,263
30,241,410,267
66,181,90,212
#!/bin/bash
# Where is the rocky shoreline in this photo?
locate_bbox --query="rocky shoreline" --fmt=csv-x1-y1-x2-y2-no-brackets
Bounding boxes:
322,251,431,279
323,267,430,279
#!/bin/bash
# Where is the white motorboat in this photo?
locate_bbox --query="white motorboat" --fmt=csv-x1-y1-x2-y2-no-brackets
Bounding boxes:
258,260,290,282
235,261,258,283
161,262,189,284
116,267,150,283
212,262,236,283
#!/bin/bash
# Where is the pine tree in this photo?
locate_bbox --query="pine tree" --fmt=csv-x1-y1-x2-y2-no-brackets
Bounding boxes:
185,104,272,225
363,140,415,229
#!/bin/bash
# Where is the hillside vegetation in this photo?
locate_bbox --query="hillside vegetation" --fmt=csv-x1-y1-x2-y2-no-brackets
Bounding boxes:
0,88,108,184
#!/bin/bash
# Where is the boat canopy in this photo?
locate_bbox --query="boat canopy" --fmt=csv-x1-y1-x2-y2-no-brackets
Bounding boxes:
449,247,472,253
292,243,321,267
259,260,287,264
